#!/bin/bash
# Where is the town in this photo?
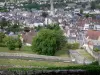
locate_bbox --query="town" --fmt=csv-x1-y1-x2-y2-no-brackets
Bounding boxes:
0,0,100,74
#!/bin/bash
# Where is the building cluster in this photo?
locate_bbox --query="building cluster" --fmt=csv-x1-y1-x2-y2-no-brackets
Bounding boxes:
0,0,99,60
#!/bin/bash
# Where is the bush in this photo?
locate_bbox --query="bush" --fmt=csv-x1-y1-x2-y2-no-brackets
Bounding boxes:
0,32,5,43
66,43,80,50
72,43,80,49
15,38,22,50
93,48,99,52
7,37,16,50
80,47,84,49
90,61,99,65
0,43,6,47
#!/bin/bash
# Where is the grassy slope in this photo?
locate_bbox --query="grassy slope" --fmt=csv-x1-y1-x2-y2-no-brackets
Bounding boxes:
76,49,94,61
0,59,77,68
0,47,70,57
0,46,34,54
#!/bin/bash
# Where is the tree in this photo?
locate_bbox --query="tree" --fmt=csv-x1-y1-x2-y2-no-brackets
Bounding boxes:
7,37,16,50
41,12,48,25
46,24,60,30
66,43,79,50
16,38,22,50
32,29,66,56
0,32,5,43
91,2,96,10
80,9,83,14
23,2,40,10
72,43,80,49
94,48,99,52
24,27,30,32
0,18,10,31
10,23,22,34
85,14,89,18
41,12,48,18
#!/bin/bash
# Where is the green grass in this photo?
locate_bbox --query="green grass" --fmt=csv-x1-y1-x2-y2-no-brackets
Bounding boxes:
0,46,34,54
55,49,69,57
0,59,77,68
0,47,70,57
55,45,69,57
76,49,94,60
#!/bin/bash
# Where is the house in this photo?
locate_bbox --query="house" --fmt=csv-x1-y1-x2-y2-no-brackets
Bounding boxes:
83,30,100,59
77,17,100,31
86,30,100,41
21,29,36,46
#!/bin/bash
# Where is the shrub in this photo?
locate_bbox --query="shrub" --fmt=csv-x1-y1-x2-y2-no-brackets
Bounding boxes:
0,43,6,47
7,37,16,50
0,32,5,43
90,61,99,65
66,43,80,50
15,38,22,50
72,43,80,49
93,48,99,52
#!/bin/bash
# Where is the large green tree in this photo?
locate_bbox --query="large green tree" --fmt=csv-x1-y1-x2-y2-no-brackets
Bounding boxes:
91,2,96,10
32,28,66,56
0,18,10,30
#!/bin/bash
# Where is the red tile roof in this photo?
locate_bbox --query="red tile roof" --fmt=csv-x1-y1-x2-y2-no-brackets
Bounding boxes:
76,17,100,27
86,30,100,40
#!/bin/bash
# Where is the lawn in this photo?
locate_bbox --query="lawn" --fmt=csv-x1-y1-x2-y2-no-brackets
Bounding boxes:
76,49,94,61
55,49,69,57
0,59,77,68
0,46,34,54
0,46,70,57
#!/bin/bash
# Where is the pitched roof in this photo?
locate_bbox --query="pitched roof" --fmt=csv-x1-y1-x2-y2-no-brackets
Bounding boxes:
22,29,36,44
86,30,100,40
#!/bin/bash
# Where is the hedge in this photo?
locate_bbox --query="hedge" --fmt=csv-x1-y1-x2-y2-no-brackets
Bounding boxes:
6,65,100,71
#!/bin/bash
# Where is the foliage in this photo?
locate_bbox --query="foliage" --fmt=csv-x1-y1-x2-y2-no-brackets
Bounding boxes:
90,61,99,65
23,2,40,10
66,43,80,50
72,43,80,49
80,9,83,14
7,65,100,73
41,12,48,18
34,24,60,32
34,26,43,31
0,32,5,43
8,22,22,34
0,18,22,33
90,1,96,10
3,36,10,46
93,48,99,52
0,43,6,47
7,37,16,50
15,38,22,50
85,14,89,18
24,27,30,32
32,29,66,56
46,24,60,30
0,18,10,30
0,7,8,12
